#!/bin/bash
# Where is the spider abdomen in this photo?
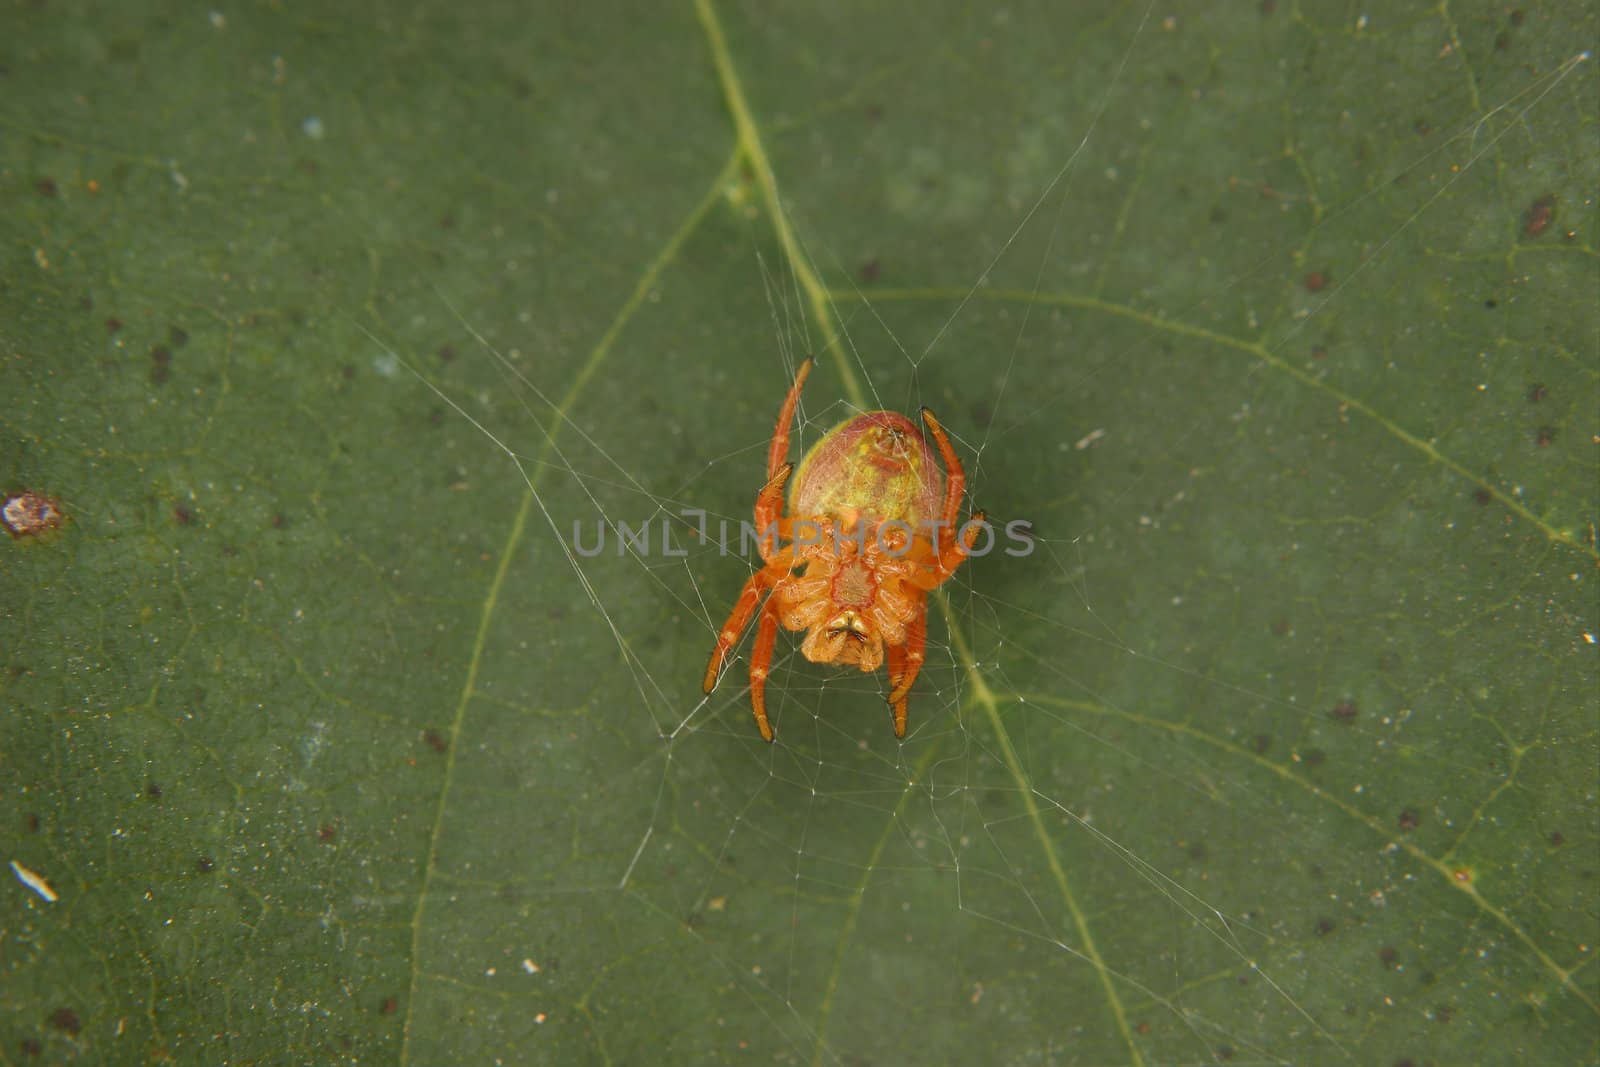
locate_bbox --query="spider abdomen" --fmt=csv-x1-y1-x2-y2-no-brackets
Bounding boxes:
791,412,943,529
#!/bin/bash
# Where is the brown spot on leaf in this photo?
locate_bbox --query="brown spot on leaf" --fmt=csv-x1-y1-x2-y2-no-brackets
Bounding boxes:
1304,271,1328,292
36,178,58,197
3,491,65,539
1398,808,1420,831
318,824,337,843
1527,383,1547,402
1378,946,1397,968
1472,488,1491,506
1523,195,1555,238
48,1008,81,1035
173,505,194,526
196,856,215,873
1330,701,1357,725
1536,426,1556,448
380,996,398,1016
424,729,448,754
859,258,881,283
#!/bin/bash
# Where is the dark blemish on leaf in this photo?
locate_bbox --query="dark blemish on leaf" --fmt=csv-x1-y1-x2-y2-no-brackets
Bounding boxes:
1472,488,1492,506
1398,808,1420,831
1523,195,1555,237
1252,734,1270,754
196,856,215,873
1304,271,1328,293
865,103,883,122
1271,618,1290,635
146,782,162,799
439,212,456,229
1260,0,1276,14
1527,383,1547,402
1187,841,1207,862
1330,701,1357,725
49,1008,81,1035
1378,946,1397,968
151,346,172,384
1509,9,1525,25
1484,298,1497,309
1311,345,1327,360
1208,205,1227,224
342,365,356,380
429,407,445,426
424,729,448,754
1536,426,1556,448
169,325,189,347
270,513,286,529
380,996,398,1016
1315,918,1335,936
80,295,93,312
35,178,58,197
859,258,881,283
1302,748,1326,767
1415,118,1431,136
1495,29,1512,51
319,824,337,843
1134,1021,1151,1035
151,347,171,365
437,345,456,363
21,1037,42,1056
173,505,194,526
3,491,65,538
26,813,41,832
105,317,123,333
1434,1005,1454,1024
1550,830,1565,846
969,400,993,428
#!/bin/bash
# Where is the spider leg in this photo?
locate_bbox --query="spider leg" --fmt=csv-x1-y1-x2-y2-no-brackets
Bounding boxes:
767,359,813,480
748,596,784,742
885,607,927,738
910,509,986,590
753,462,794,562
703,562,784,695
920,407,966,554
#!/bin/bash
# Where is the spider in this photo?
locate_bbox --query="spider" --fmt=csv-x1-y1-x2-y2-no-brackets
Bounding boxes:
703,359,984,741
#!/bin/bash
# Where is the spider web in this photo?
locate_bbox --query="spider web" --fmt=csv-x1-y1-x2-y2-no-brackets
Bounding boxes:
372,8,1597,1066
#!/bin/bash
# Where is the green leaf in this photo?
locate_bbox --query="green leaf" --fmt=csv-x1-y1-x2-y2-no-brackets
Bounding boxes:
4,2,1595,1064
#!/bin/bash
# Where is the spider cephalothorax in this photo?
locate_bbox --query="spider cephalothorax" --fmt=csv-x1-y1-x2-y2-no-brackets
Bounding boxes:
703,360,983,741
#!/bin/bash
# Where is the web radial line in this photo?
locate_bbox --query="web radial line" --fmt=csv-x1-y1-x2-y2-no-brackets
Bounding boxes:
694,0,867,411
396,151,737,1065
933,592,1147,1066
837,285,1595,561
807,734,951,1067
1008,689,1598,1016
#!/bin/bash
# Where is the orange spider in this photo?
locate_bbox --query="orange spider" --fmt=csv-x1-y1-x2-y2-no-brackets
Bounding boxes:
703,359,984,741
